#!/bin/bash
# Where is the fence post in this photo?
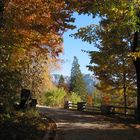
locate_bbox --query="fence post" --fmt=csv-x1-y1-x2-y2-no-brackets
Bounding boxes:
100,105,113,115
64,101,72,109
68,101,72,109
77,102,86,111
64,101,69,109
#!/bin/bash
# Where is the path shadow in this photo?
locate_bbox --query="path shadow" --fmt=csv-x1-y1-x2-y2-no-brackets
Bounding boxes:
57,128,140,140
38,107,139,127
39,107,140,140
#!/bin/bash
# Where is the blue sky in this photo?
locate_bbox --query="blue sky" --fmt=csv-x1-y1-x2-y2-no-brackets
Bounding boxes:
53,13,100,76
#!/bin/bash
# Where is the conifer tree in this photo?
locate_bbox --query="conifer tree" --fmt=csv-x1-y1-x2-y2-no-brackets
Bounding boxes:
58,75,65,87
58,75,69,92
70,56,87,101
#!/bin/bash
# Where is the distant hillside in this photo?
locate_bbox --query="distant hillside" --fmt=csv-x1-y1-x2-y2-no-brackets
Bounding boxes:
51,74,97,95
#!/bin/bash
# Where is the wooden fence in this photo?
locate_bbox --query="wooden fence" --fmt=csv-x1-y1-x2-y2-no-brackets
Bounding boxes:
64,101,137,118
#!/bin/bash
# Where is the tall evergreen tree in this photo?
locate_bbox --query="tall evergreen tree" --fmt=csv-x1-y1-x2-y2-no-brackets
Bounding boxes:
70,56,87,101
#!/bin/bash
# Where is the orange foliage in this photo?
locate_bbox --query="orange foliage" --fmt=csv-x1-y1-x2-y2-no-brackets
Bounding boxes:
87,95,93,106
3,0,75,57
102,95,110,105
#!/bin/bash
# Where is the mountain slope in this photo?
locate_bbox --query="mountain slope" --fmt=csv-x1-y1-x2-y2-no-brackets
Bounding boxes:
51,74,96,95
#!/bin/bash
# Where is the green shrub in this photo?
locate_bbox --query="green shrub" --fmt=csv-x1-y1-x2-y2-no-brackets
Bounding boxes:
68,92,82,104
44,88,66,107
24,108,40,118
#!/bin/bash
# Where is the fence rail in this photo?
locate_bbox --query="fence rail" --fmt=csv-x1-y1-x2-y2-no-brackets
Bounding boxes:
85,106,100,112
64,101,137,118
109,106,136,117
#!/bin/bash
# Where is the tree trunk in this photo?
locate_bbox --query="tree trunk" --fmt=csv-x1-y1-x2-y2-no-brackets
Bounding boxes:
123,73,127,115
0,0,4,28
134,58,140,120
132,32,140,120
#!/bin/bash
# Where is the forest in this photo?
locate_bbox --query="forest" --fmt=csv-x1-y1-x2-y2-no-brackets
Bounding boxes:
0,0,140,140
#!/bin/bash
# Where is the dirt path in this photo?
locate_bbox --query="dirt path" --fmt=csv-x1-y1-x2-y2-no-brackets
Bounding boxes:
38,106,140,140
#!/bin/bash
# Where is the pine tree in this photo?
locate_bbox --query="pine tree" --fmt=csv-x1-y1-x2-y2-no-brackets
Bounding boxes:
70,56,87,101
58,75,65,87
58,75,69,92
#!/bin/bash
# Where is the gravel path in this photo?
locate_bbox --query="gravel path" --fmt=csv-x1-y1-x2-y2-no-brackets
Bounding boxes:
38,106,140,140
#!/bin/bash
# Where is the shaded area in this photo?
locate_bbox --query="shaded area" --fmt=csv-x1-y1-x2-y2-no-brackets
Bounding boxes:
38,107,139,125
38,107,140,140
0,112,48,140
57,128,140,140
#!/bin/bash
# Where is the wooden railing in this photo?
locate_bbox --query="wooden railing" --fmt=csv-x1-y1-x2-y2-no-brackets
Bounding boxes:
85,105,100,113
64,101,137,118
108,106,136,117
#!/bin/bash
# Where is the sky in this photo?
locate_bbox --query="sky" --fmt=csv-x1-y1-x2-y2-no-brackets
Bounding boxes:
53,13,100,76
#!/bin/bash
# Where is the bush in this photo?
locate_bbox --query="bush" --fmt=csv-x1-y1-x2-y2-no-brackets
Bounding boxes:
68,92,82,104
44,88,66,107
24,108,40,118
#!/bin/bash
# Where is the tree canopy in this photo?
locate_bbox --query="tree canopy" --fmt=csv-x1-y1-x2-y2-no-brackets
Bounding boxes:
71,0,140,119
0,0,76,110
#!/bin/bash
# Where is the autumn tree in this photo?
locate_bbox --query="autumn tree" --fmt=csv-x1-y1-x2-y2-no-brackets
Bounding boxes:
70,56,87,101
74,22,136,108
0,0,76,110
94,25,135,108
1,0,76,69
70,0,140,119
